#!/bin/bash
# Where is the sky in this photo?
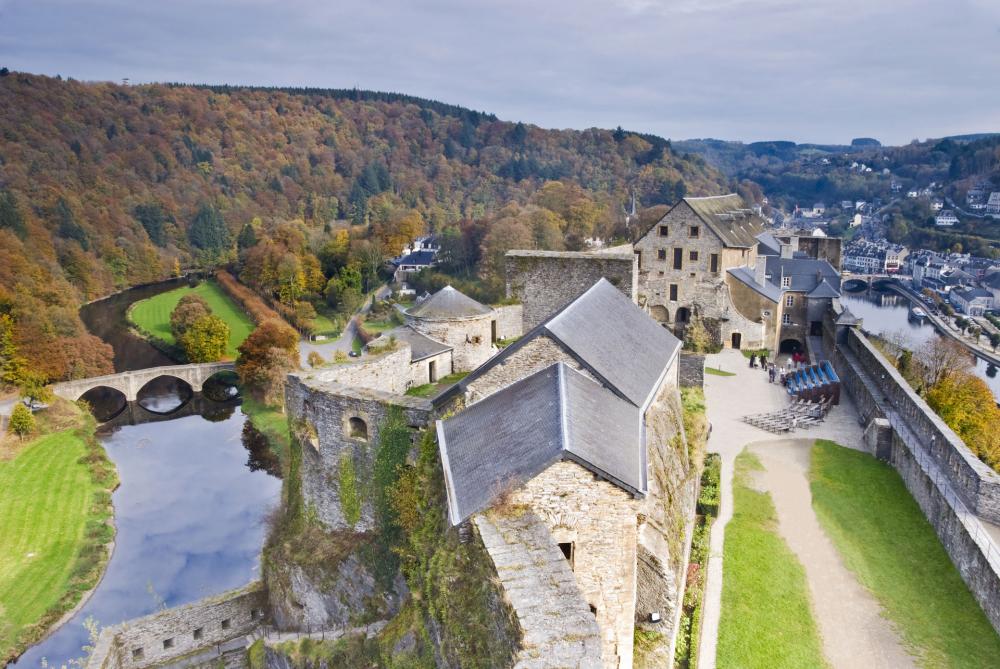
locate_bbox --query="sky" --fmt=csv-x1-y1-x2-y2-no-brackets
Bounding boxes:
2,0,999,145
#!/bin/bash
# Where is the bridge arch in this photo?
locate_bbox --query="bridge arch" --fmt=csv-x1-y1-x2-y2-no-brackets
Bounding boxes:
78,386,129,422
136,375,194,415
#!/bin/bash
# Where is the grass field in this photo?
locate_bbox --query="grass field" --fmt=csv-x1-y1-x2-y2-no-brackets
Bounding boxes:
129,281,255,359
705,366,736,376
810,439,1000,667
0,428,114,663
404,371,469,398
241,397,291,465
717,450,828,669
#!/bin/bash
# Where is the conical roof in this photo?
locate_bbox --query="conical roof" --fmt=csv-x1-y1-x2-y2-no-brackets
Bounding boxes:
807,278,840,299
406,285,492,320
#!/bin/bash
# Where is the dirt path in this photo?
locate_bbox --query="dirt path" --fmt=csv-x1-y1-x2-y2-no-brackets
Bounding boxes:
749,439,916,669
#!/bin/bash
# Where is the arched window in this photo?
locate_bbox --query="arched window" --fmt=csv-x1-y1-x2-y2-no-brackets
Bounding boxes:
349,417,368,440
649,305,669,323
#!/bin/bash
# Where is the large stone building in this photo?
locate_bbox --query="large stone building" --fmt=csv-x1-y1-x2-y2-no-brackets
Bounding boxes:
633,194,766,345
436,279,695,668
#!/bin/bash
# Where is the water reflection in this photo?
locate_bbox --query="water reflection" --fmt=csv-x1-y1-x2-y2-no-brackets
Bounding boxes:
13,401,281,668
136,376,193,414
841,291,1000,401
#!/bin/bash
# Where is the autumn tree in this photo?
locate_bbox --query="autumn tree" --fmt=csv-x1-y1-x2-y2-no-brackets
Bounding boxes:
8,403,34,438
683,313,715,353
170,294,211,340
236,319,300,407
916,337,970,390
0,313,26,387
926,371,1000,470
180,314,229,362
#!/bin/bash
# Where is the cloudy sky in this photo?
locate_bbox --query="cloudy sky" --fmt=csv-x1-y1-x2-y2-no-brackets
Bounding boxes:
2,0,999,144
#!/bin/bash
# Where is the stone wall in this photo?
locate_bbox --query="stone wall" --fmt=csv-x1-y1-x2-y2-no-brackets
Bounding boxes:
408,349,454,388
285,375,434,532
407,312,495,372
505,249,637,331
838,327,1000,522
832,323,1000,634
510,461,640,669
463,335,600,405
494,304,524,341
308,345,413,395
86,582,267,669
474,511,602,669
678,353,705,388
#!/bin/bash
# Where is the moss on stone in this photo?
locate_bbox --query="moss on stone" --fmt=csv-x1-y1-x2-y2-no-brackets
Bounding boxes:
338,455,361,527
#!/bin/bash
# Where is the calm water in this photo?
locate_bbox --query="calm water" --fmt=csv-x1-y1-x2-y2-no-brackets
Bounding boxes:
80,278,191,372
12,401,281,668
841,291,1000,400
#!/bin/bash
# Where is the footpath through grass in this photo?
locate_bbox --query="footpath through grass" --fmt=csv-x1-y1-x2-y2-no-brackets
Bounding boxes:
810,439,1000,667
0,414,117,664
128,280,255,359
717,450,828,669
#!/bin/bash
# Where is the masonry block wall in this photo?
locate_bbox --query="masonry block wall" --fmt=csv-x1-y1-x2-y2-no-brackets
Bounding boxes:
406,312,494,372
309,345,413,395
474,512,603,669
505,249,637,331
511,461,640,669
494,304,524,341
408,349,454,387
832,323,1000,635
285,375,434,531
86,582,267,669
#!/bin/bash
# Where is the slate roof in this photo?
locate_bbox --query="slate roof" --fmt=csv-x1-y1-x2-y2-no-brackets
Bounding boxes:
835,306,861,325
727,266,782,302
756,231,782,256
955,287,993,300
444,278,681,409
807,278,841,299
393,249,437,267
437,362,643,525
406,285,493,320
388,326,452,362
764,256,841,293
984,272,1000,289
681,195,767,248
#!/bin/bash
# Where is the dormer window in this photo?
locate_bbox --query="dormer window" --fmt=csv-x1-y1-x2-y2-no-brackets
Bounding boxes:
781,276,791,288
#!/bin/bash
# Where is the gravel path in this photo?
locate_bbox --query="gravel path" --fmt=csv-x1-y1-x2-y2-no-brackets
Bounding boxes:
749,439,916,669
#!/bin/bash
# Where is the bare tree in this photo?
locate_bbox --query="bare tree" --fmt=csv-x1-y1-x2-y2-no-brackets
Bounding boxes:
917,337,971,389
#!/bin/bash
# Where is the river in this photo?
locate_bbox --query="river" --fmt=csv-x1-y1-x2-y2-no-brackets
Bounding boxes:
12,281,282,668
840,291,1000,401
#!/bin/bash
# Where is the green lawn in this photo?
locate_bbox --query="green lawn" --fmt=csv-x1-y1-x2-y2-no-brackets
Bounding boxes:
310,307,341,339
404,371,469,398
129,281,255,359
717,450,828,669
810,439,1000,667
705,366,736,377
0,430,113,662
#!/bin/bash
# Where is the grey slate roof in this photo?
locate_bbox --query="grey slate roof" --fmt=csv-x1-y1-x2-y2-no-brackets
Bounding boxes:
984,272,1000,289
756,231,782,256
393,249,437,267
727,266,782,302
406,285,493,320
388,326,452,362
437,362,643,524
955,287,992,300
444,278,681,410
764,256,841,293
682,195,767,248
807,278,841,299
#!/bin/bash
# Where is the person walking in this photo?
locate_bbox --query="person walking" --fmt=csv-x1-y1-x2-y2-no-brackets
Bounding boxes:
749,352,757,368
779,365,786,385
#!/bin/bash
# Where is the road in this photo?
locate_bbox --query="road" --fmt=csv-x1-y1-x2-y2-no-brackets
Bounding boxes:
298,285,391,366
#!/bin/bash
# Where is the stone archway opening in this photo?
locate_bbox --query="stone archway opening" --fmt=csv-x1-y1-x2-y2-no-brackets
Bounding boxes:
731,332,742,349
202,370,241,403
779,338,804,354
675,307,691,323
349,417,368,440
78,386,129,422
136,375,193,415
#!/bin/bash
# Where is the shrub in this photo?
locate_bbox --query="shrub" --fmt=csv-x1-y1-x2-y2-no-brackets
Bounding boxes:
8,403,34,437
306,351,325,368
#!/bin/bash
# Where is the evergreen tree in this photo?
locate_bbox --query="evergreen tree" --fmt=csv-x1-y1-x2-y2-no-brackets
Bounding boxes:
188,204,231,252
134,203,168,247
55,197,89,250
0,190,26,237
237,222,258,251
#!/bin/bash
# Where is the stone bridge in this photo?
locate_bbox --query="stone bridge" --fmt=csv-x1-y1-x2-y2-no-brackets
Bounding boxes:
52,362,236,402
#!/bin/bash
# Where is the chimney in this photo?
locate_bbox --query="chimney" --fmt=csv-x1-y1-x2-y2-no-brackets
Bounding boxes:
755,258,768,286
779,242,794,259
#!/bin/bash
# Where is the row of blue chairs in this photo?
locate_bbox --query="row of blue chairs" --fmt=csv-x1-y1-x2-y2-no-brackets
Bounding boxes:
785,360,840,404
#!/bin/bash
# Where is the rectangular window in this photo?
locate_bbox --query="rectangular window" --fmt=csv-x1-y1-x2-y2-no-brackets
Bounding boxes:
710,253,719,273
163,639,174,650
689,250,699,261
782,313,791,325
782,276,792,288
673,248,683,270
657,248,667,261
689,225,700,238
221,619,231,631
634,250,642,270
659,225,669,237
132,649,144,660
193,628,204,641
786,295,794,307
669,284,678,301
558,542,575,569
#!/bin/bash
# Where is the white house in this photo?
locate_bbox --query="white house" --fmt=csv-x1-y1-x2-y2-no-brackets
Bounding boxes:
935,210,959,227
987,192,1000,218
950,287,993,317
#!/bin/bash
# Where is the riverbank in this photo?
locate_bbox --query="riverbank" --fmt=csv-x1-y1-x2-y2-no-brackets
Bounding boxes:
0,401,118,665
127,280,255,360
